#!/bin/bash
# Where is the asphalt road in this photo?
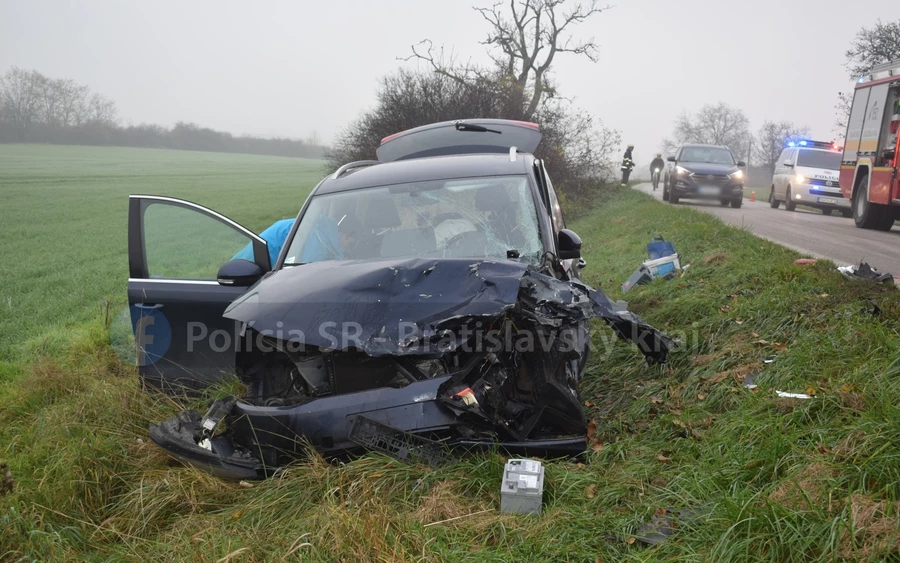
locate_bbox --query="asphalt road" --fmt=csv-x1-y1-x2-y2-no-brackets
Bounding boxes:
632,183,900,275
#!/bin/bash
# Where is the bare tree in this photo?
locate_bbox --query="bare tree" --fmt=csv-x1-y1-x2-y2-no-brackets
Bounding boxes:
833,91,852,138
406,0,609,120
0,67,44,140
328,68,620,210
754,120,809,176
85,92,117,125
55,79,90,127
845,19,900,79
663,102,751,160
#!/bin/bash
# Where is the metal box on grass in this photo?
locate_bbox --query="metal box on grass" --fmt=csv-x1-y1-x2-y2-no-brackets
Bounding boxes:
500,459,544,515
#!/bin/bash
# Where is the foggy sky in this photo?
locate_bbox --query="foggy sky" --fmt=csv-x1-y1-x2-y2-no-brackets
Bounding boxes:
1,0,894,165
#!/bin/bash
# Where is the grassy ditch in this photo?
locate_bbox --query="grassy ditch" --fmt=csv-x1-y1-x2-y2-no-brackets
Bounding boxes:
2,186,900,561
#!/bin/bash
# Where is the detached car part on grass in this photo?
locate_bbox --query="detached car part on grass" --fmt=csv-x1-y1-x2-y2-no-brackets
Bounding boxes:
149,259,672,479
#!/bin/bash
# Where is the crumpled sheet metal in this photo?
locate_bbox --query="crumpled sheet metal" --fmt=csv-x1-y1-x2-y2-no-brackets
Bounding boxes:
224,258,673,363
837,262,895,284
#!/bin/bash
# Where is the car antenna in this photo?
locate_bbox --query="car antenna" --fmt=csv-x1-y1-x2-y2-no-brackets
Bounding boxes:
455,120,502,134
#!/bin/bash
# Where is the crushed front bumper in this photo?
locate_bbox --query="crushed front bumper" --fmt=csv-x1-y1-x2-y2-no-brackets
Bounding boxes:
149,375,591,480
150,409,263,480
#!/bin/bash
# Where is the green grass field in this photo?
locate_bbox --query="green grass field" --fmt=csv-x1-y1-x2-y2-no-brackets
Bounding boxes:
0,144,324,363
2,146,900,561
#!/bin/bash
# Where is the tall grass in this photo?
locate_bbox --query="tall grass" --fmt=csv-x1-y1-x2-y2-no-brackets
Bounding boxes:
2,176,899,561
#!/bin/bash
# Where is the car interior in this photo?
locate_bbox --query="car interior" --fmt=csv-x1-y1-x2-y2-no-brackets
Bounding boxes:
288,178,542,264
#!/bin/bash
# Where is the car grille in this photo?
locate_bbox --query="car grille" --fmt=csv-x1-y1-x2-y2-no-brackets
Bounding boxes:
809,187,845,198
808,178,840,188
692,173,730,185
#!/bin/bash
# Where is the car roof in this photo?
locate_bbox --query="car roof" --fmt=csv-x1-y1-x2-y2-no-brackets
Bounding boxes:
681,144,730,150
314,153,534,195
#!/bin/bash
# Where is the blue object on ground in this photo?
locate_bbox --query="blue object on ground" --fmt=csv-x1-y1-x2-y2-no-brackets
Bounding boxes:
647,236,676,260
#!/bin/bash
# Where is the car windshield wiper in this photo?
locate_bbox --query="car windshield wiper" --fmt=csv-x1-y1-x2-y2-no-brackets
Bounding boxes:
455,121,502,134
282,262,305,267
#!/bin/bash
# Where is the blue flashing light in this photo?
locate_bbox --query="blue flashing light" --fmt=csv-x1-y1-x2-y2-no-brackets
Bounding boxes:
799,140,808,146
787,141,796,147
858,77,865,83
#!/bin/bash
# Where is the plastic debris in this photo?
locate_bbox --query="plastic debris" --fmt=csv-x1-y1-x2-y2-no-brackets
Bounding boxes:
633,505,711,545
500,459,544,515
622,236,682,293
837,262,894,283
761,355,777,364
794,258,817,265
862,300,882,316
348,415,455,467
647,236,677,260
775,391,814,399
742,373,760,389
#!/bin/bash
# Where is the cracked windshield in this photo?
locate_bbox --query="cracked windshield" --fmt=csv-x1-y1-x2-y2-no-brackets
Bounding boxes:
283,175,542,265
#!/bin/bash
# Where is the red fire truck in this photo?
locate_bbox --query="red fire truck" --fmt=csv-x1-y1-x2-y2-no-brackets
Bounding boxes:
840,58,900,231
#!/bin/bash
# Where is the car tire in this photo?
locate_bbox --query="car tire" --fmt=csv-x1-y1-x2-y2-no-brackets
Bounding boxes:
841,209,852,218
853,173,893,230
662,183,669,202
785,186,796,212
769,186,780,209
670,191,679,204
822,208,833,216
731,198,742,209
719,199,730,207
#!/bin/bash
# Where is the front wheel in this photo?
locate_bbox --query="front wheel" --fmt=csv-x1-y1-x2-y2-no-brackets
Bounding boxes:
719,200,730,207
853,173,893,230
785,187,796,211
731,198,742,209
822,208,834,216
769,186,780,209
841,209,852,218
670,190,679,204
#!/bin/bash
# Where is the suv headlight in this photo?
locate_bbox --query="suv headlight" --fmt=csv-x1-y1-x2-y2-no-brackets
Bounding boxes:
676,166,692,176
730,170,744,180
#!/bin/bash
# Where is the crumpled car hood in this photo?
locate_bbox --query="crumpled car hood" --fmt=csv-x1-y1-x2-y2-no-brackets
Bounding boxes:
224,257,672,362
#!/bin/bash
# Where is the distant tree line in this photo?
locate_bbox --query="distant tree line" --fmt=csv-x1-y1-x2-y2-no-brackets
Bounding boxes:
0,67,327,159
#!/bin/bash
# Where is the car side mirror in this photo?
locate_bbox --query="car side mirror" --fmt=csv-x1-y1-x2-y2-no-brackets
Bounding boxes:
784,161,794,168
737,161,746,167
557,229,582,260
667,156,676,162
217,259,263,287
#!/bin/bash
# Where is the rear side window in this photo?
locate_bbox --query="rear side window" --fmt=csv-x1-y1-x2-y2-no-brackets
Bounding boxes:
796,150,841,170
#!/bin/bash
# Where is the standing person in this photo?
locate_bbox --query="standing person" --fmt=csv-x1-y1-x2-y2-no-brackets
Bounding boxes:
649,153,665,190
621,144,635,185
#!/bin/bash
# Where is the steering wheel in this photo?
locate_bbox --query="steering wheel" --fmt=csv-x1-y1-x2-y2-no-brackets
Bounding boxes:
443,231,474,251
432,212,463,226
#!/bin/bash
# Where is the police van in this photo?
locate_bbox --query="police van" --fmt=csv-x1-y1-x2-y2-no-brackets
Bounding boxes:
769,140,850,217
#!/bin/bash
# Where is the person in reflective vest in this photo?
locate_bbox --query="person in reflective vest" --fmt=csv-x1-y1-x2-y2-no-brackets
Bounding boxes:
621,144,635,184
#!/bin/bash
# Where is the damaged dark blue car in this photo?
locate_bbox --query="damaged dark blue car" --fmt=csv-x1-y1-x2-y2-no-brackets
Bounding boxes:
128,119,673,480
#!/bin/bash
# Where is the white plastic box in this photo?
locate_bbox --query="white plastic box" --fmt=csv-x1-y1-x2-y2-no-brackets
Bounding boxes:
500,459,544,515
643,254,681,278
